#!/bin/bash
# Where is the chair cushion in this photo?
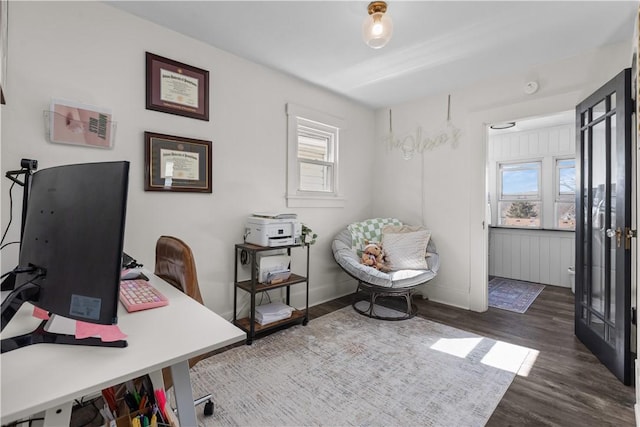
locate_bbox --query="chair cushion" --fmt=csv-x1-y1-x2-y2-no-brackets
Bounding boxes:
332,228,439,289
347,218,402,254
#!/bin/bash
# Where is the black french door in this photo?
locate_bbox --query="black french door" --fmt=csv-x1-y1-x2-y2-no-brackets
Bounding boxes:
575,68,633,385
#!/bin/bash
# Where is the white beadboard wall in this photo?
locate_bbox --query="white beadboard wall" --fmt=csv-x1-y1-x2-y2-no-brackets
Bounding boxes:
489,228,575,287
488,120,575,287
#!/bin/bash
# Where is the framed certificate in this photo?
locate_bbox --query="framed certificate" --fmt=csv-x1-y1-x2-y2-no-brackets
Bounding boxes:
144,131,212,193
145,52,210,121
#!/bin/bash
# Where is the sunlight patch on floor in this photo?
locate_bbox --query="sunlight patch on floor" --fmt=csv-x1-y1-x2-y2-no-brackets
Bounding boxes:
430,337,483,358
430,336,539,377
481,341,539,376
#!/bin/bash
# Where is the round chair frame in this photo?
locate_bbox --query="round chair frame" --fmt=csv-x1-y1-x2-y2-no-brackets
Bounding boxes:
352,281,418,321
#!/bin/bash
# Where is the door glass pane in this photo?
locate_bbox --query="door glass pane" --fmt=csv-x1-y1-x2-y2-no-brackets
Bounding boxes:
610,93,616,111
582,129,589,305
608,113,617,323
590,119,606,316
607,325,615,345
590,313,605,339
593,99,606,120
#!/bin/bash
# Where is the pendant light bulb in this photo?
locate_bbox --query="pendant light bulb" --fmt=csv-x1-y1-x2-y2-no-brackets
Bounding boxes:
363,2,393,49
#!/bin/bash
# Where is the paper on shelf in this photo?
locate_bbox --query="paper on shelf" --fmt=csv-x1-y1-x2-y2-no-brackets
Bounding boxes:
255,302,294,325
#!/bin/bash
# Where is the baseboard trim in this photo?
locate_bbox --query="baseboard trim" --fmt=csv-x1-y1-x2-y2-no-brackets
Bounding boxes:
424,284,470,310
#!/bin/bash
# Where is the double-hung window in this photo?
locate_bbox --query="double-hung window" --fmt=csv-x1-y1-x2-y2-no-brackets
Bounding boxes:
286,103,344,208
297,119,336,192
498,161,542,227
554,158,576,229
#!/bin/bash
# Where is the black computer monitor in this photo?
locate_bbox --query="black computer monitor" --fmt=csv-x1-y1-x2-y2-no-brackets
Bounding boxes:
1,161,130,352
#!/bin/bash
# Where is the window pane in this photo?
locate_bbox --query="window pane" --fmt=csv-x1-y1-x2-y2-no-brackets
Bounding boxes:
501,163,540,197
558,161,576,195
298,132,330,162
299,162,332,192
498,201,541,227
555,202,576,229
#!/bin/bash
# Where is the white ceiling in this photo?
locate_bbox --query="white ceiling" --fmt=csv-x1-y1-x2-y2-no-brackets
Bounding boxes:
107,1,638,109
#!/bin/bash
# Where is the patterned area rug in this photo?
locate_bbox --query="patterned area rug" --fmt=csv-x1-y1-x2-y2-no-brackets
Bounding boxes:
189,306,532,426
488,277,545,313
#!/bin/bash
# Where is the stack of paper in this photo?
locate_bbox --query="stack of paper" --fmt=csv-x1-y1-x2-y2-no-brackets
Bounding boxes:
255,302,294,325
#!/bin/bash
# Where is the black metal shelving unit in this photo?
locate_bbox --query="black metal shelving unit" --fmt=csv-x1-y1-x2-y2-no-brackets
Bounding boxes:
233,242,309,345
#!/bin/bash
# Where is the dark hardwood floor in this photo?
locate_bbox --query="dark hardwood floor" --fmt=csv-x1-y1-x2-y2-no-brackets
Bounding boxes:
309,285,636,427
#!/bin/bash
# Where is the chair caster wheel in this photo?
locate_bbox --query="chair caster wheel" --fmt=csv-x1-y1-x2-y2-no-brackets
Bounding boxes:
204,399,214,416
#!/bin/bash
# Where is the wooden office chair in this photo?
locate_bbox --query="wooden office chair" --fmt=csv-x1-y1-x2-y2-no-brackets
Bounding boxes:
154,235,214,415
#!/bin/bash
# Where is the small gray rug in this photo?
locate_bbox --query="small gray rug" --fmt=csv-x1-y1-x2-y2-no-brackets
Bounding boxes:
488,277,545,313
190,307,532,427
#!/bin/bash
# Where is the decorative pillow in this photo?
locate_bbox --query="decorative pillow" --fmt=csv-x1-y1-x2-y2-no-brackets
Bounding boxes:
348,218,402,254
381,224,427,235
381,227,431,271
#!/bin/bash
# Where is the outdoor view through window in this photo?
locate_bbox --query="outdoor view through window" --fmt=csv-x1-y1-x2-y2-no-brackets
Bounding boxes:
498,159,575,230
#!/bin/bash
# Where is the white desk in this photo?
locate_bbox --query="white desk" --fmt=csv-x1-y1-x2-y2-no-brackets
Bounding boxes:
0,271,245,426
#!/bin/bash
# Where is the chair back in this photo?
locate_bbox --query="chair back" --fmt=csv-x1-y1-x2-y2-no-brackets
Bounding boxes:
154,235,204,305
154,235,207,389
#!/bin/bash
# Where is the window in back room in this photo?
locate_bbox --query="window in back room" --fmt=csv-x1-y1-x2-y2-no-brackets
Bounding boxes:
487,110,575,230
555,158,576,230
498,161,542,227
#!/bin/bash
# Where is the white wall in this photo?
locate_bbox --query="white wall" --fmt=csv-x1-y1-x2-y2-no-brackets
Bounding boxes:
0,2,376,319
373,41,632,311
489,228,575,288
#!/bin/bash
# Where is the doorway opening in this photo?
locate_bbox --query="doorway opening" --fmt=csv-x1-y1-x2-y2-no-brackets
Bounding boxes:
486,110,576,313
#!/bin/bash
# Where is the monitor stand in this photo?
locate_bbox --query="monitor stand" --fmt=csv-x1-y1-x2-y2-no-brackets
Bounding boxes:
1,319,128,353
0,286,127,353
1,272,16,291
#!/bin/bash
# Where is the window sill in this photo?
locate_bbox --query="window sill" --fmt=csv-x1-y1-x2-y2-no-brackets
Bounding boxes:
490,225,575,232
286,194,346,208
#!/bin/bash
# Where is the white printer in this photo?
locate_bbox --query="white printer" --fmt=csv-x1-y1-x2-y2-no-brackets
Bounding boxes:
245,213,302,247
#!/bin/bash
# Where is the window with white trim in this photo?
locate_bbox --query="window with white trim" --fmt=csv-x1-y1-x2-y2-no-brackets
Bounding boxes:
297,118,336,192
554,158,576,230
498,161,542,228
286,104,345,208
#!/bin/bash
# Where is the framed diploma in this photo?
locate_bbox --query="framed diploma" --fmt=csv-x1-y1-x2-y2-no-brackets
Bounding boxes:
144,131,212,193
145,52,209,121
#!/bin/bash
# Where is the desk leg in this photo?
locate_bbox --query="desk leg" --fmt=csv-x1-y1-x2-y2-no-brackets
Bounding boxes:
170,360,197,426
42,402,72,426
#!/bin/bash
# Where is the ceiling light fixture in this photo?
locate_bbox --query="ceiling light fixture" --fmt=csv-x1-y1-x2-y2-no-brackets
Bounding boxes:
490,122,516,130
363,1,393,49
